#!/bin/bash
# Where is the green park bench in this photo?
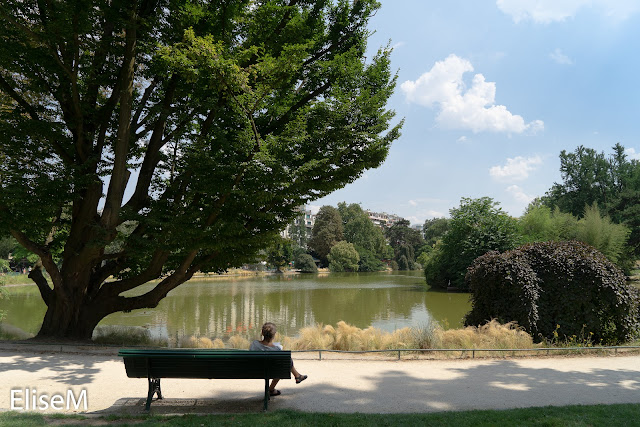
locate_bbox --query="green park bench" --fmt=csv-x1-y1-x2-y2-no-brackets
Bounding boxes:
118,349,292,411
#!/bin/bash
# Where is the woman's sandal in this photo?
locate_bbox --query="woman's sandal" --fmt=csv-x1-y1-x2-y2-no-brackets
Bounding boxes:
269,389,281,396
295,374,308,384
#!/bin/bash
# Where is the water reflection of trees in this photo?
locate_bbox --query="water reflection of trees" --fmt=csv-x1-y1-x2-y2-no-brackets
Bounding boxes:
1,274,472,340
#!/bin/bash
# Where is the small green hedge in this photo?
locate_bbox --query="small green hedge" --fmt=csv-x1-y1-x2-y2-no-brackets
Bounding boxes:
465,240,640,344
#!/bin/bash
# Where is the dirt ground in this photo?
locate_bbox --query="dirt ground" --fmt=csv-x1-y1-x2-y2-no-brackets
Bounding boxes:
1,342,640,417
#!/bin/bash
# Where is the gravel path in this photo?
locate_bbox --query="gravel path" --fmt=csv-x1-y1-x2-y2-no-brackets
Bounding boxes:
1,343,639,415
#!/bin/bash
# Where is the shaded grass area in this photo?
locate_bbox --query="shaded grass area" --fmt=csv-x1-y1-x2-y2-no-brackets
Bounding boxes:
0,274,45,286
2,405,640,426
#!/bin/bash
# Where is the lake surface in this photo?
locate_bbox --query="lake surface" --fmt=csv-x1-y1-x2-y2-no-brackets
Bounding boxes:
0,271,472,340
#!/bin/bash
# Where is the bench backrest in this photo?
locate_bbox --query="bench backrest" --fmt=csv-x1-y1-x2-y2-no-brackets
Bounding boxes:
118,349,292,380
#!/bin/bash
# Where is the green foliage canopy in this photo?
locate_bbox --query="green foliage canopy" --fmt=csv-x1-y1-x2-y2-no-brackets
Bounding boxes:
544,143,640,257
423,217,449,246
328,241,359,272
295,253,317,273
424,197,520,290
308,205,344,266
386,219,424,270
267,238,294,272
338,202,389,259
519,203,630,266
0,0,401,339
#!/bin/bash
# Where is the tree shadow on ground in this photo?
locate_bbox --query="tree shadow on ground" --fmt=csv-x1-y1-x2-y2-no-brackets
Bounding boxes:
98,358,640,414
0,350,105,385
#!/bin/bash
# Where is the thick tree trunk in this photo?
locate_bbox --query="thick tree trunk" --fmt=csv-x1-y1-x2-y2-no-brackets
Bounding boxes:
35,287,107,341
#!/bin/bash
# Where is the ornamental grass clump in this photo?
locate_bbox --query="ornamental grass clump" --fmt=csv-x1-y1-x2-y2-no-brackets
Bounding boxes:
295,324,336,350
335,321,365,350
227,335,251,349
179,336,217,348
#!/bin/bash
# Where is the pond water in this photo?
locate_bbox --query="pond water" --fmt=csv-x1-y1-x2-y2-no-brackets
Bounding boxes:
0,271,472,340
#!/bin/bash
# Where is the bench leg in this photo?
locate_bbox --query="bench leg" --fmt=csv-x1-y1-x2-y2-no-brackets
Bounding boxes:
145,378,162,411
264,379,269,411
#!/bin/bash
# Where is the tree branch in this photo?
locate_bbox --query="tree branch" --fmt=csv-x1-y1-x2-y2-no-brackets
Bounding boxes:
0,6,74,80
99,249,170,297
100,7,138,229
28,263,53,306
260,80,331,135
123,76,179,212
132,79,158,129
0,75,39,119
10,230,62,289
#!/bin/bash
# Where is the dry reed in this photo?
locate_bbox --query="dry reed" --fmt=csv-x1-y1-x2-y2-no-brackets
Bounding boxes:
95,320,538,355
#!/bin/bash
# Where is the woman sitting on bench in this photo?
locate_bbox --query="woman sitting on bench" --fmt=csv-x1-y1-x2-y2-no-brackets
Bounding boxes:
250,322,307,396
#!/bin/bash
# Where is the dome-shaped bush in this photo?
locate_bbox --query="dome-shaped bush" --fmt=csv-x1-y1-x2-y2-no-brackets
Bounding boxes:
465,241,640,344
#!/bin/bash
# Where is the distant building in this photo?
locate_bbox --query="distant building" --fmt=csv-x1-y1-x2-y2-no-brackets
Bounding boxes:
282,207,316,248
366,210,403,228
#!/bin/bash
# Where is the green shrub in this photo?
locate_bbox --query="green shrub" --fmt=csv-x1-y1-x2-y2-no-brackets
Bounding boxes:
295,253,317,273
465,240,640,344
328,241,360,272
355,246,385,272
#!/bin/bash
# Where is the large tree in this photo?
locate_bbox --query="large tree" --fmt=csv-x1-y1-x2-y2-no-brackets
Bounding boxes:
424,197,520,290
385,218,423,269
0,0,401,339
337,202,389,259
544,144,638,218
308,205,343,266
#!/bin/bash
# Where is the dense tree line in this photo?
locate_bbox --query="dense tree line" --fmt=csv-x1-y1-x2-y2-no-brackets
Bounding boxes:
276,202,424,273
423,144,638,291
543,144,640,256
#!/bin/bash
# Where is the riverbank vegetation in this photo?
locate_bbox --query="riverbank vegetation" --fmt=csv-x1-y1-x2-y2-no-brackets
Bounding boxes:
423,144,640,293
2,404,640,426
278,202,424,274
89,319,638,358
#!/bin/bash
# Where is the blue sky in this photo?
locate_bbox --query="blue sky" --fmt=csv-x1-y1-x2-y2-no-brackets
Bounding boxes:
312,0,640,225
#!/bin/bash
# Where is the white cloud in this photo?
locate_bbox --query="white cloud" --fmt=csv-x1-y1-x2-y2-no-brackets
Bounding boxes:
490,155,543,181
550,48,574,65
506,185,536,204
497,0,640,24
457,136,468,142
401,54,544,134
625,148,640,160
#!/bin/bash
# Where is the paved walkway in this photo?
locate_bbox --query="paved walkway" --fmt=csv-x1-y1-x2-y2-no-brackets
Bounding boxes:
1,344,639,414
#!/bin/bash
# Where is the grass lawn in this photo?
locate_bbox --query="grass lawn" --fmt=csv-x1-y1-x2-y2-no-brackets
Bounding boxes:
1,405,640,426
0,274,41,286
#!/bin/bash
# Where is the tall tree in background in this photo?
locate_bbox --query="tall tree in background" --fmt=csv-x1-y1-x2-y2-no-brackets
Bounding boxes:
423,217,449,246
544,144,640,257
267,238,293,273
337,202,389,259
308,205,344,266
385,219,423,269
545,144,633,217
424,197,519,290
0,0,401,339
